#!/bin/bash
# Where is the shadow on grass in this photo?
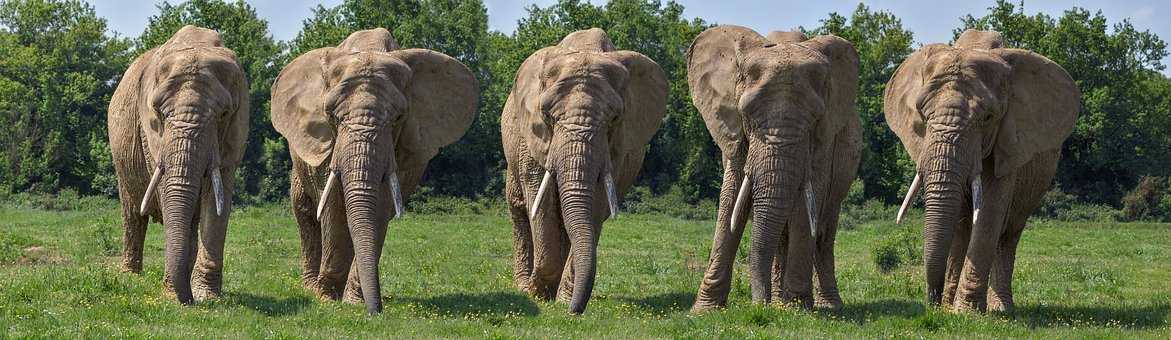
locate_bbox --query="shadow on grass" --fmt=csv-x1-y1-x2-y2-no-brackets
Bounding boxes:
226,292,314,316
618,292,696,315
397,291,539,317
819,299,925,323
1015,304,1170,329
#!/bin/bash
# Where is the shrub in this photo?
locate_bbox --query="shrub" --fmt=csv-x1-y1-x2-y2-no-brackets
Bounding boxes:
839,199,899,230
624,186,718,220
1121,176,1171,222
872,222,921,273
1035,186,1119,222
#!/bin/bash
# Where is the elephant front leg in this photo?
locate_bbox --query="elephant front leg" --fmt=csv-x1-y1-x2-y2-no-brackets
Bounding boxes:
291,162,324,290
505,172,535,291
942,212,971,306
528,197,568,301
693,159,748,313
316,196,353,301
953,171,1017,313
119,197,150,274
192,176,235,301
778,208,814,310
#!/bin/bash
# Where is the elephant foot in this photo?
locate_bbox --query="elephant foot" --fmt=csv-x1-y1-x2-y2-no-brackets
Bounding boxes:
814,293,843,310
987,293,1015,314
527,281,558,301
192,287,221,301
120,257,143,274
343,284,364,305
689,301,726,314
316,282,343,301
778,291,814,311
191,272,222,301
951,293,987,313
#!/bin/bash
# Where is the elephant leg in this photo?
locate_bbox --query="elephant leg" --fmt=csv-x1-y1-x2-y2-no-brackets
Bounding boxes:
192,170,235,301
779,207,814,310
942,199,972,306
316,194,353,301
953,170,1017,312
692,157,749,313
812,124,859,310
988,150,1058,313
770,235,787,302
117,182,150,274
290,160,323,290
528,188,568,301
505,171,535,291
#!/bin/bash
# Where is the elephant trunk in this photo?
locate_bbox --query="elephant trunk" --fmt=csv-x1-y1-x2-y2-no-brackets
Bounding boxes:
336,129,394,314
919,128,974,305
746,141,806,303
556,134,605,315
159,126,211,305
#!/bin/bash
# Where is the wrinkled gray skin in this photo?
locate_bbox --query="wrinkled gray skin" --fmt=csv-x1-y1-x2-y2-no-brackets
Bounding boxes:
885,30,1078,313
272,28,477,314
501,28,666,314
108,25,249,304
687,26,861,311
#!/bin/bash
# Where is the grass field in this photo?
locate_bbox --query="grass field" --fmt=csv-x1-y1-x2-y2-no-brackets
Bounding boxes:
1,198,1169,338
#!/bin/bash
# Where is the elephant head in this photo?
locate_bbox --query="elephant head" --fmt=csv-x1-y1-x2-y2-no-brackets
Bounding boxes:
506,28,666,314
687,26,858,302
884,30,1078,304
271,28,477,314
113,25,249,304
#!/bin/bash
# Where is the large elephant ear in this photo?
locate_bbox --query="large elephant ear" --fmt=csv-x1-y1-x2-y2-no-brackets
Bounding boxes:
219,52,250,169
687,25,768,156
387,48,479,164
884,43,951,163
271,48,335,167
801,35,859,143
505,46,562,166
604,50,666,192
991,48,1079,178
112,48,161,161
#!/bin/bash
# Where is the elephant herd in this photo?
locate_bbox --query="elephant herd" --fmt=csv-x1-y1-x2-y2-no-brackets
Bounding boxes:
107,25,1079,315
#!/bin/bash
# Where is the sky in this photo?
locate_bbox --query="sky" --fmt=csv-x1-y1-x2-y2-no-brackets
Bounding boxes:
87,0,1168,67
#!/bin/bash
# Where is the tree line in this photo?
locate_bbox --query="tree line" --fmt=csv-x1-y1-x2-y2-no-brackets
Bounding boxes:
1,0,1168,206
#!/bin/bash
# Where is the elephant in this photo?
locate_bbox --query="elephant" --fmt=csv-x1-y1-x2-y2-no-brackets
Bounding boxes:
108,25,249,304
885,30,1079,313
501,28,666,314
687,26,862,312
270,28,478,314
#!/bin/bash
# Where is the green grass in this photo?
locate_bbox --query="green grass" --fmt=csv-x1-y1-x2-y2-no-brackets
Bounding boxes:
1,198,1169,338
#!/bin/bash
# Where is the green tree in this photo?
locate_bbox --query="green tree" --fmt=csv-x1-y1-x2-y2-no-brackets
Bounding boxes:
0,0,131,195
810,4,916,203
958,0,1170,203
138,0,285,203
290,0,497,197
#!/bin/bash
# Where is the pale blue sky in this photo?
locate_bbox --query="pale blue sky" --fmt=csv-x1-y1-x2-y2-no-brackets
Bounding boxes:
87,0,1167,68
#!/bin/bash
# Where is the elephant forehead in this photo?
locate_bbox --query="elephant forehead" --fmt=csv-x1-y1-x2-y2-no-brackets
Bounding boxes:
925,49,1010,81
544,52,627,83
743,45,828,84
327,52,411,86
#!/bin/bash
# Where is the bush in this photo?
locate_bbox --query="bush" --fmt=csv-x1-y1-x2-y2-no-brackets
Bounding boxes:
1121,176,1171,222
624,186,718,220
1035,186,1119,222
405,187,507,216
872,222,921,273
839,199,900,230
2,189,116,211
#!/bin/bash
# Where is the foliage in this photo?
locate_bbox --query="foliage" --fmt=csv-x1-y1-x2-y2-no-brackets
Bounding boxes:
0,0,131,195
958,0,1171,204
1034,186,1118,222
810,4,916,203
138,0,286,203
623,186,717,220
1120,176,1171,222
872,222,922,273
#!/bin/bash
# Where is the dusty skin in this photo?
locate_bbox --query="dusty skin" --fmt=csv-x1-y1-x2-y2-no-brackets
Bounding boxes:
107,25,250,305
686,25,862,312
500,28,667,315
884,30,1079,313
270,28,478,314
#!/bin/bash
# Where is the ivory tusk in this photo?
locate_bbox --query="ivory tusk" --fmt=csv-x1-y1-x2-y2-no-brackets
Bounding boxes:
211,167,225,216
530,170,553,220
316,170,337,221
139,164,163,216
896,173,922,224
804,178,818,238
604,172,619,220
388,171,404,219
971,176,983,225
730,173,752,232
